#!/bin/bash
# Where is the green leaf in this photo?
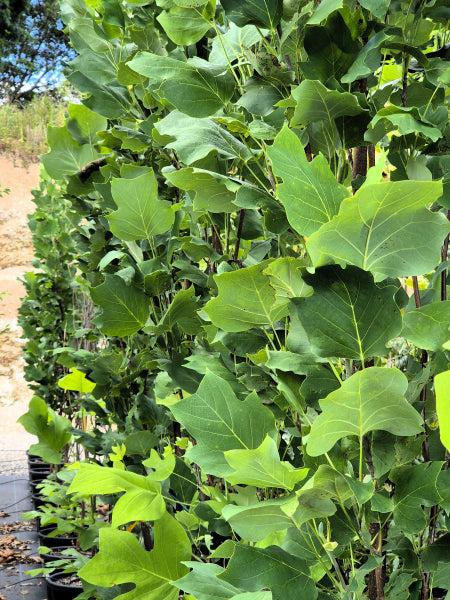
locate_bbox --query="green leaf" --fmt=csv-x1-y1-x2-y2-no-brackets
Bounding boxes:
307,0,343,24
169,371,276,477
402,302,450,352
436,370,450,452
222,497,294,542
157,5,210,45
41,125,103,180
209,23,262,66
307,181,448,278
365,106,443,144
58,368,96,393
341,29,393,84
357,0,389,19
290,266,403,360
291,79,364,128
67,103,108,145
391,463,443,534
307,367,423,456
144,286,202,336
263,257,312,306
91,275,150,337
218,543,316,600
220,0,283,29
78,512,190,600
163,166,239,213
204,262,287,332
174,562,242,600
224,435,308,489
108,171,176,241
17,397,72,464
300,13,361,83
68,460,168,527
128,54,234,117
267,126,349,236
154,111,252,164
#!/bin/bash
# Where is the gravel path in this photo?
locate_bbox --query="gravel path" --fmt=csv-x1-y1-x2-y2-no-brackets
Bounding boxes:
0,154,40,476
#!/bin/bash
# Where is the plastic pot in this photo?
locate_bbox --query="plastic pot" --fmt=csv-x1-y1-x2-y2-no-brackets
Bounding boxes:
38,526,77,548
40,545,73,564
46,572,83,600
29,466,52,483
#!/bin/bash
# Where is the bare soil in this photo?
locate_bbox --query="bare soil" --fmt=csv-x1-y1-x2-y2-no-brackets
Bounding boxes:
0,154,40,470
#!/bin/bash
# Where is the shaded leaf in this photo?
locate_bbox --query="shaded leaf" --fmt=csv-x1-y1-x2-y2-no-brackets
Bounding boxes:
91,275,150,337
291,266,403,360
391,462,443,534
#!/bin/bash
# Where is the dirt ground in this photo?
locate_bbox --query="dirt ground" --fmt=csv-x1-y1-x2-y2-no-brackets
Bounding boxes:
0,154,40,471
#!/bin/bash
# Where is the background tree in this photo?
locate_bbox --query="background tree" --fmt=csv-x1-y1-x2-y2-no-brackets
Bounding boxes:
0,0,73,103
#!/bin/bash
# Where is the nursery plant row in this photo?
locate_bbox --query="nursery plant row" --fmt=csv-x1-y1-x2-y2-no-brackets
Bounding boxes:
17,1,450,599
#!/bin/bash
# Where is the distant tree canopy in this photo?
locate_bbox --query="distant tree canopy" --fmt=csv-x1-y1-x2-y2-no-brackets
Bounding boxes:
0,0,74,103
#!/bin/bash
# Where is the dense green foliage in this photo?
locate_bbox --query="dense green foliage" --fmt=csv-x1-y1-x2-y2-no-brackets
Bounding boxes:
20,0,450,599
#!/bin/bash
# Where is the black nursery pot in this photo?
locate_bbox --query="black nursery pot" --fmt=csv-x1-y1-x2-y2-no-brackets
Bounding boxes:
31,492,46,508
40,545,73,564
29,466,52,483
38,526,77,548
46,571,83,600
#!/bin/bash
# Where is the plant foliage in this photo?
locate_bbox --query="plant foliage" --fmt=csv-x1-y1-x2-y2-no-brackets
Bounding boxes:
20,0,450,599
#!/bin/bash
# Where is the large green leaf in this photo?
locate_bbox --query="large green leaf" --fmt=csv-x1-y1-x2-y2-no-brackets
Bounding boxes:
41,125,103,180
128,54,234,117
163,166,239,213
222,497,294,542
224,435,308,489
108,171,176,241
91,275,150,336
169,371,276,476
391,463,443,534
68,461,167,527
218,543,316,600
220,0,283,29
17,397,72,464
307,181,448,278
157,5,211,45
78,512,190,600
154,111,252,164
204,262,287,332
307,368,423,456
290,266,403,360
402,301,450,352
267,126,349,236
291,79,364,128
